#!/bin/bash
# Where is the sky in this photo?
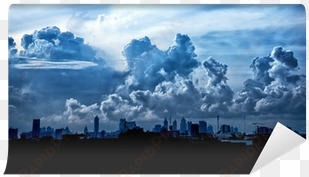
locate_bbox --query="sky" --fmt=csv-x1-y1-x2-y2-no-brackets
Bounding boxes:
8,4,306,134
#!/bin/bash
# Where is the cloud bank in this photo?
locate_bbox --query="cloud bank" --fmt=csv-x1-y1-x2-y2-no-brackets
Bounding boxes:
9,26,306,133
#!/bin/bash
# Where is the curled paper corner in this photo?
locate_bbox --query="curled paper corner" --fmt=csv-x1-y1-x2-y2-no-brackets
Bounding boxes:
250,122,306,174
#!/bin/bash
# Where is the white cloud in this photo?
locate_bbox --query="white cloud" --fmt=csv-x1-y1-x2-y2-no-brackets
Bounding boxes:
14,60,97,70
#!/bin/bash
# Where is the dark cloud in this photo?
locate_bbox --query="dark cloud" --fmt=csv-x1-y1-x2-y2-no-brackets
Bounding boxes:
21,34,33,49
8,37,18,56
250,56,274,87
163,34,199,78
33,26,60,44
202,57,228,86
270,46,298,69
9,86,39,132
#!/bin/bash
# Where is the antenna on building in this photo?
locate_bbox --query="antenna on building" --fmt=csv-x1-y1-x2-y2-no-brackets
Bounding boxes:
217,115,219,133
169,116,173,131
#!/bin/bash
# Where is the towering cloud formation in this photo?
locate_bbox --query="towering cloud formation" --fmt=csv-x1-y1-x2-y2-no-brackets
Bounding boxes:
121,33,199,92
19,26,96,61
234,46,305,115
100,34,201,120
200,57,234,113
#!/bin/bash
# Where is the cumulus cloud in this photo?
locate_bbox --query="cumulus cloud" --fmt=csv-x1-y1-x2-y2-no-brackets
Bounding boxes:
9,28,306,132
100,34,228,121
121,33,199,92
38,98,101,131
63,98,100,123
200,57,234,114
100,37,305,124
99,34,200,119
270,46,298,69
19,26,97,61
100,76,203,122
234,46,305,115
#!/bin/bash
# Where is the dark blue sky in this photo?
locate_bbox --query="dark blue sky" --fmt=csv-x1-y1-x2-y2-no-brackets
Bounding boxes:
8,4,306,134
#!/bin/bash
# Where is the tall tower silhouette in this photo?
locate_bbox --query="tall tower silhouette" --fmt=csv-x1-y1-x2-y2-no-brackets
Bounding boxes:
94,115,99,138
217,115,219,133
32,119,40,138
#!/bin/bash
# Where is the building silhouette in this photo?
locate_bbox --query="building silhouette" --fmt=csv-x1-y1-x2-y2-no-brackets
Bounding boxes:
207,125,214,134
199,121,207,133
153,124,161,132
190,124,199,138
32,119,40,139
173,119,177,131
46,126,54,137
9,128,18,140
220,124,230,133
257,126,273,135
40,127,46,138
119,118,127,133
84,126,88,135
101,130,105,139
126,121,136,130
63,126,71,135
119,119,137,133
94,115,99,138
180,117,187,133
187,121,192,135
55,129,62,140
230,126,239,133
163,118,168,131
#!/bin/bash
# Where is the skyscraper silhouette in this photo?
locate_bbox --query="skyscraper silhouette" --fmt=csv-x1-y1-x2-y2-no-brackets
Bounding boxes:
119,118,127,133
173,119,177,131
163,118,168,131
84,126,88,135
9,128,18,140
55,129,62,140
190,124,199,138
32,119,40,139
187,121,192,135
94,115,99,138
199,121,207,133
180,117,187,133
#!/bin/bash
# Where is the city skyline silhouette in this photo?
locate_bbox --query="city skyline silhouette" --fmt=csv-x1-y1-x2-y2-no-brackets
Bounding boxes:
6,4,306,174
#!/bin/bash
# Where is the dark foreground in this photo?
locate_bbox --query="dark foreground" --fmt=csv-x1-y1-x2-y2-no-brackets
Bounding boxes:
5,135,267,174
